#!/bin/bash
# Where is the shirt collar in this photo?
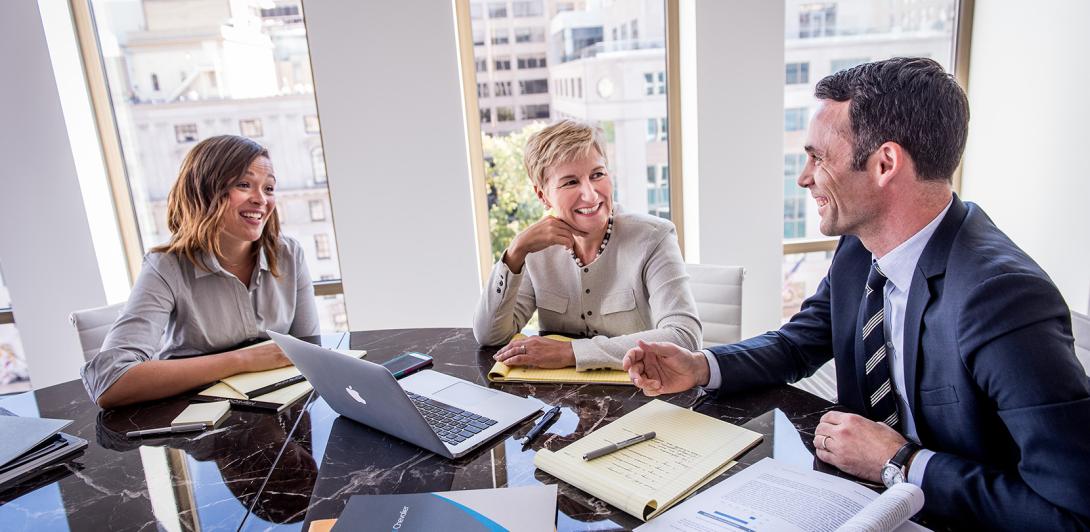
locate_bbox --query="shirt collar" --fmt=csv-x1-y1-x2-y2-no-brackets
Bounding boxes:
193,246,270,279
874,198,953,292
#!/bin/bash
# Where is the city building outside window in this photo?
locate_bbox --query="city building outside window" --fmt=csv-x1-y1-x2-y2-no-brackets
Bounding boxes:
494,57,512,71
491,28,509,45
239,118,263,138
304,114,320,134
513,0,544,17
784,107,809,132
311,147,327,184
517,55,546,69
480,108,492,123
514,27,546,43
520,104,550,119
496,106,516,122
476,58,488,72
830,57,869,73
478,82,490,98
798,3,837,38
783,153,807,239
488,2,507,18
495,81,513,96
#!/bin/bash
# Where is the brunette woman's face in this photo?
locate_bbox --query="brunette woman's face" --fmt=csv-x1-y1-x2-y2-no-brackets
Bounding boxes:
220,156,276,247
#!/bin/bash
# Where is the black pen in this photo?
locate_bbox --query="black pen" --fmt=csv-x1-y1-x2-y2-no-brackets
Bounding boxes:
522,405,561,446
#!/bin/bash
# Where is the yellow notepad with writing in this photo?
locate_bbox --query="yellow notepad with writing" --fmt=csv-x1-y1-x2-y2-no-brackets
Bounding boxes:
487,333,632,385
533,399,762,521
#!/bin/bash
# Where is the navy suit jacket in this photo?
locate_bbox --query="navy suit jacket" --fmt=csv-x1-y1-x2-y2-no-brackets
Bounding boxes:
709,196,1090,529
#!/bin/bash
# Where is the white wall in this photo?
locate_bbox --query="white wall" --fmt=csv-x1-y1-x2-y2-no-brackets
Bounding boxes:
681,0,785,337
960,0,1090,314
0,0,109,387
303,1,484,329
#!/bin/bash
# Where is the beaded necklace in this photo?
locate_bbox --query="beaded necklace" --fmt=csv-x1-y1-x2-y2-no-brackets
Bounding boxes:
570,213,614,268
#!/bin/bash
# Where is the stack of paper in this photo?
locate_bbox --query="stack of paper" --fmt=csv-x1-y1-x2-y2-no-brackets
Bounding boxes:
0,413,88,488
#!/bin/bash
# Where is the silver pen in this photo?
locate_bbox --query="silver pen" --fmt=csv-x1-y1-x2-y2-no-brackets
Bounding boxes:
582,431,656,461
126,422,208,438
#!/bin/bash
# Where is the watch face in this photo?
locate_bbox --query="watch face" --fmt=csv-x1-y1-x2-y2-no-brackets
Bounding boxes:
881,463,904,487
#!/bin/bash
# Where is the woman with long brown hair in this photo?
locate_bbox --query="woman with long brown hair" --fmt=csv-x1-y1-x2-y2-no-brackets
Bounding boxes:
82,135,319,408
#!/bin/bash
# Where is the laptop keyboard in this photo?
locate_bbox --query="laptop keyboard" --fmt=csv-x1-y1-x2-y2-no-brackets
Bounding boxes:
405,391,499,446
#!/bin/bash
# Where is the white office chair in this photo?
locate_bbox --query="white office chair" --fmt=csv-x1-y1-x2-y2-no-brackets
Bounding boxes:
1072,310,1090,377
69,302,125,362
685,263,744,347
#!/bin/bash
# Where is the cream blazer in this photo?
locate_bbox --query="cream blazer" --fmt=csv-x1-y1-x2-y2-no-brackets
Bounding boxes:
473,212,701,370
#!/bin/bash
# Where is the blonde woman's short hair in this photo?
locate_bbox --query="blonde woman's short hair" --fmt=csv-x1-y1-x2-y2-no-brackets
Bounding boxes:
523,120,608,190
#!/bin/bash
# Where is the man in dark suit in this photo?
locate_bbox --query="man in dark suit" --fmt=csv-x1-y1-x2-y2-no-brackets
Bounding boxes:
624,57,1090,529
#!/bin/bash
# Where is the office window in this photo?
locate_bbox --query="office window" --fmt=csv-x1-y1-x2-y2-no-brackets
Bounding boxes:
519,79,549,95
799,3,837,38
476,58,488,72
473,29,485,46
785,62,809,84
513,0,543,17
514,27,545,43
312,147,327,184
659,117,668,141
174,123,198,143
517,55,546,69
784,107,809,132
314,234,331,260
491,28,509,45
309,199,326,221
239,118,263,138
304,115,320,133
781,0,958,321
470,3,483,20
477,82,490,98
83,0,344,328
468,0,672,261
488,2,507,18
494,57,512,71
480,108,492,124
521,104,550,119
647,118,657,141
831,57,869,73
496,107,516,122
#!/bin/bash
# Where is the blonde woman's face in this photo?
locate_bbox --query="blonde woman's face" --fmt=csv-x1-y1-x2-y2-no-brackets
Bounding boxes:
220,156,277,247
536,151,613,234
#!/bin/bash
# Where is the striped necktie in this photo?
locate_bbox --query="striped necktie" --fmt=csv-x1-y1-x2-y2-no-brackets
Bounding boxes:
861,262,900,430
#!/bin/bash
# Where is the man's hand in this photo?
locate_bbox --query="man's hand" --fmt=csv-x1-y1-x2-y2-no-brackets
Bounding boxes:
494,336,576,368
623,340,709,396
813,411,906,483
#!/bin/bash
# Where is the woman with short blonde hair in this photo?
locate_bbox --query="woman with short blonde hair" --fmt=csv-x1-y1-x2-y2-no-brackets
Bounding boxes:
473,119,701,369
82,135,319,408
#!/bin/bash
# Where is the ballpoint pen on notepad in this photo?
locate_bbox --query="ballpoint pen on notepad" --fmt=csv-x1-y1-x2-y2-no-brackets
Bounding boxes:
583,431,657,460
521,405,561,447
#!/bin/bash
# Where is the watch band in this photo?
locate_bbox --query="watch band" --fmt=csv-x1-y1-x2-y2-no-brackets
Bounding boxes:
891,441,923,472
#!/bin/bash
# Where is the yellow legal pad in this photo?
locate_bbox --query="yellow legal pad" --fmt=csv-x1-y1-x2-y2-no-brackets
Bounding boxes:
486,334,632,385
171,401,230,428
534,399,762,521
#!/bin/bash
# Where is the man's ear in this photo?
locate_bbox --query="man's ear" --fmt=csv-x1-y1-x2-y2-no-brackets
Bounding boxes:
873,141,906,187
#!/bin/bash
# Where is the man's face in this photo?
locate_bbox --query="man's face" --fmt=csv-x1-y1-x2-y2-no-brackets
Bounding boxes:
797,100,881,237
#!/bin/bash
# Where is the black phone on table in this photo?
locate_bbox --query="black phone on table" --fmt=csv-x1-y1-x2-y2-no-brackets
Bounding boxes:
381,352,433,379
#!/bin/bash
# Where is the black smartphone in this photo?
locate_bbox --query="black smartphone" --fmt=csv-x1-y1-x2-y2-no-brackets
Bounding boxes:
381,352,433,379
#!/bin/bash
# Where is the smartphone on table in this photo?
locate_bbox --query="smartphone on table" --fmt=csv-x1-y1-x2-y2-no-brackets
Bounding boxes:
381,352,434,379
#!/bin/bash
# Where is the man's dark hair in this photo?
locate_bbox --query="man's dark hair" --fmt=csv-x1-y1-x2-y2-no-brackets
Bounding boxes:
814,57,969,182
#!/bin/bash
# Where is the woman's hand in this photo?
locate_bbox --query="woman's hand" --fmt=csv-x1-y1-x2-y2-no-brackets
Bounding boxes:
494,336,576,368
503,217,588,273
234,342,292,373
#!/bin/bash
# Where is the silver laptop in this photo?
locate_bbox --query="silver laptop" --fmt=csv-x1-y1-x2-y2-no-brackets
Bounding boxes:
268,331,541,459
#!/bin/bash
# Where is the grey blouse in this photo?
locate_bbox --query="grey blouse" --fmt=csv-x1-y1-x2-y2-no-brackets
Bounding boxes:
80,236,320,402
473,212,701,370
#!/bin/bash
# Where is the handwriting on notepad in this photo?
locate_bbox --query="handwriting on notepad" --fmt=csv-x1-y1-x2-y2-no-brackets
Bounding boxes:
598,437,702,492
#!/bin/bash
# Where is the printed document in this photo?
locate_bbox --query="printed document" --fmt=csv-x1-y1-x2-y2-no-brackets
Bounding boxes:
636,458,927,532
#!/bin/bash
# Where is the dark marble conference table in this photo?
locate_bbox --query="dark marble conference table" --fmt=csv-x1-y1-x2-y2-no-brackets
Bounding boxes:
0,328,837,532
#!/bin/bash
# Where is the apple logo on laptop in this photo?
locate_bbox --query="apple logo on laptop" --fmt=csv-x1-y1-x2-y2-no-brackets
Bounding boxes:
346,385,366,405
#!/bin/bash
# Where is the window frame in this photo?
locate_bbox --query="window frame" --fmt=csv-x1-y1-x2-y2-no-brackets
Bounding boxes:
68,0,344,301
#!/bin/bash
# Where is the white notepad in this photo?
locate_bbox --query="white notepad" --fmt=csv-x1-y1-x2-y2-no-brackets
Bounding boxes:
172,401,231,427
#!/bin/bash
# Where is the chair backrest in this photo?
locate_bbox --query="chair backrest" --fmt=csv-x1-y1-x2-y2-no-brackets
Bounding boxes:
1072,310,1090,377
686,263,744,347
69,302,125,362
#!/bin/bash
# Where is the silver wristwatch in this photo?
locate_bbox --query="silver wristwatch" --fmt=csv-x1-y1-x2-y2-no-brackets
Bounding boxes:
881,442,922,488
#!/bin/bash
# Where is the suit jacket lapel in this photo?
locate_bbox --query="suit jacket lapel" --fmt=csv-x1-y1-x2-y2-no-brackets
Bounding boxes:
903,194,969,417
